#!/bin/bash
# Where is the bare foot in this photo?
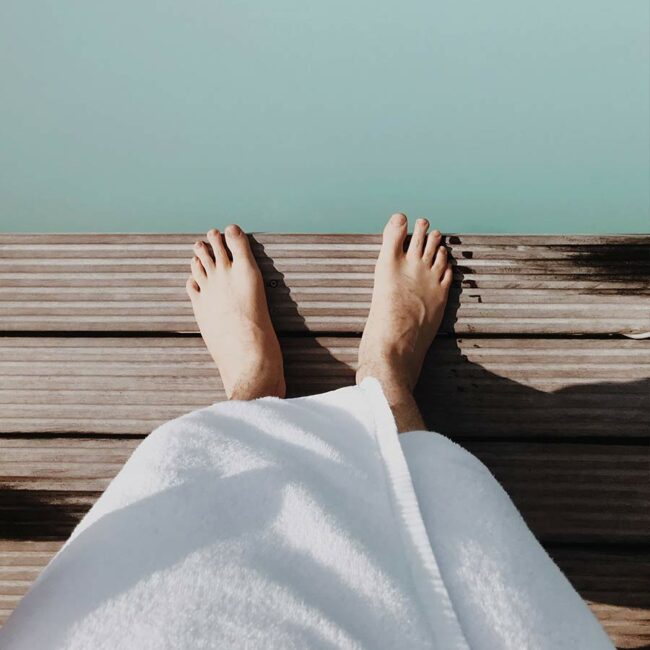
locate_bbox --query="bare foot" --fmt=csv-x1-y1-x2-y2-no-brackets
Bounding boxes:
357,213,453,431
186,225,286,400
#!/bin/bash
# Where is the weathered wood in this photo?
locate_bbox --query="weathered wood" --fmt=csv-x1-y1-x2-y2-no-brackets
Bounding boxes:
1,437,647,544
0,541,63,626
0,540,645,649
468,443,650,543
1,337,647,438
549,548,650,649
0,233,648,646
1,234,648,334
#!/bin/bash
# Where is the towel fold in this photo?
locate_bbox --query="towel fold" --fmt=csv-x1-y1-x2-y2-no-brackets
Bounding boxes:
0,378,612,649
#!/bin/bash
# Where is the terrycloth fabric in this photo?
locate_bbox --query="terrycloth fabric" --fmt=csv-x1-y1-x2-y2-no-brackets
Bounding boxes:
1,379,612,650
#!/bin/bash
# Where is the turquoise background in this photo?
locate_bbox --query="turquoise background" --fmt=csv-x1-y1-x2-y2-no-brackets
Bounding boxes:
0,0,648,233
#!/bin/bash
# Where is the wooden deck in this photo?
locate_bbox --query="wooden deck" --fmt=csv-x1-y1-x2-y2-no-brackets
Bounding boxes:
0,233,648,648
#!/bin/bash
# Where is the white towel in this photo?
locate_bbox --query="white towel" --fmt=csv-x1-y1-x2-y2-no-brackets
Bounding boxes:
0,378,613,650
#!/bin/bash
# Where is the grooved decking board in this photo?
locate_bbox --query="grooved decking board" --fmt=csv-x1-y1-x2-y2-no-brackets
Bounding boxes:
1,438,647,544
1,234,648,647
548,548,650,649
1,234,648,334
0,542,63,628
1,337,647,438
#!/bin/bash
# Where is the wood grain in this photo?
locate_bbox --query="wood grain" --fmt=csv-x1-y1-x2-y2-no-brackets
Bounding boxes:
1,337,647,438
0,541,62,626
0,233,648,646
549,548,650,649
1,437,647,544
1,234,648,334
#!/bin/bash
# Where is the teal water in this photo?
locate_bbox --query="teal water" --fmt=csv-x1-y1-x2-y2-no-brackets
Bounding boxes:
0,0,648,234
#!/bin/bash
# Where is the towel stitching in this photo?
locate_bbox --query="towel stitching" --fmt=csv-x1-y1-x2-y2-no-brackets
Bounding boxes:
359,378,472,650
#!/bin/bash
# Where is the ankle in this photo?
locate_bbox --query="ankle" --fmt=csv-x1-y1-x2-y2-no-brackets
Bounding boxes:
356,363,408,405
356,361,426,433
229,374,286,400
357,370,424,433
225,354,286,400
356,357,413,394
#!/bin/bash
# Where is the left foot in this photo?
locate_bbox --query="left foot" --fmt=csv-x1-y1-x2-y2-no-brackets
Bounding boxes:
186,225,286,400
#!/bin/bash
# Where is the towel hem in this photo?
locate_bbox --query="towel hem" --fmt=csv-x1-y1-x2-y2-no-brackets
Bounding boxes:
359,377,470,650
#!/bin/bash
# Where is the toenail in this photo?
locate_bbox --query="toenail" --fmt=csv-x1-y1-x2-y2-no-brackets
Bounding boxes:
390,213,406,226
226,224,241,237
207,229,219,238
417,218,428,227
432,230,441,237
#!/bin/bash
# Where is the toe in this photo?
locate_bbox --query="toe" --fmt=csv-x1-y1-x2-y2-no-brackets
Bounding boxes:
186,275,200,297
379,213,408,259
224,224,255,264
441,263,453,289
193,240,215,272
422,230,441,265
191,256,207,286
407,218,429,260
207,228,230,265
432,244,449,279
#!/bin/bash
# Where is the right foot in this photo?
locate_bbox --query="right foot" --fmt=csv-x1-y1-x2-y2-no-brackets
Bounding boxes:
186,225,286,400
357,213,453,395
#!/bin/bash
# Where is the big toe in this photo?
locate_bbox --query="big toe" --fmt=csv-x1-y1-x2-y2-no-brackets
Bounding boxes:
379,213,408,259
224,224,255,264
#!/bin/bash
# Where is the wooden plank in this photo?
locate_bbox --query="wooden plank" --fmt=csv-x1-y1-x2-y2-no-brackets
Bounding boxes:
1,438,647,544
549,548,650,649
467,443,650,543
1,337,647,438
0,540,645,649
0,234,647,334
0,541,63,627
